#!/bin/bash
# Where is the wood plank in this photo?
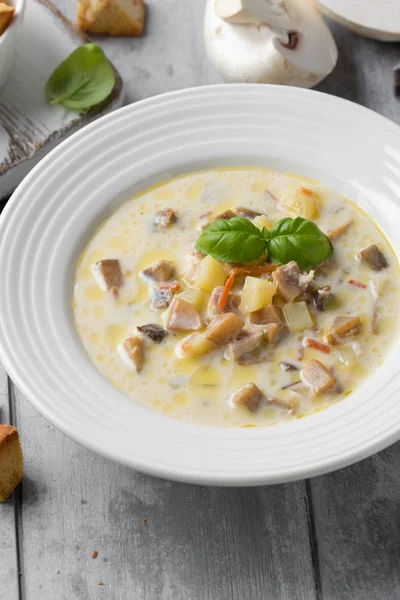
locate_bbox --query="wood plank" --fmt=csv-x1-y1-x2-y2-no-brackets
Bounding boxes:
13,387,316,600
0,366,20,600
313,22,400,600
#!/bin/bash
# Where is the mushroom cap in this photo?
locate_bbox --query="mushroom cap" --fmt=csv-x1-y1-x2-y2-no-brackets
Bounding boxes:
317,0,400,42
204,0,338,88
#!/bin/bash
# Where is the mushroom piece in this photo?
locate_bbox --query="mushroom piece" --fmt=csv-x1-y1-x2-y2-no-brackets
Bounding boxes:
312,285,333,311
263,323,288,345
272,261,310,302
229,383,262,413
204,0,338,88
325,316,361,345
142,260,175,283
214,209,236,221
205,312,245,345
137,324,168,343
300,359,337,395
117,336,144,373
317,0,400,42
92,259,124,291
167,297,203,331
151,288,173,310
250,304,284,325
208,285,241,317
226,330,263,361
357,244,388,271
234,206,262,219
154,208,177,228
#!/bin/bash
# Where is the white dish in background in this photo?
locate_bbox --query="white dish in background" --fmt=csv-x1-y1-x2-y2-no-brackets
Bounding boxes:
0,84,400,486
0,0,25,88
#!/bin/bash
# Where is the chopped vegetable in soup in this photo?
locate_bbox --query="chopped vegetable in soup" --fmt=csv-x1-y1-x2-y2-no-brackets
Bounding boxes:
73,168,400,427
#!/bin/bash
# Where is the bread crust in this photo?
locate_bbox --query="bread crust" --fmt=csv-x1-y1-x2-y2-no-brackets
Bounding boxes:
76,0,145,36
0,424,24,503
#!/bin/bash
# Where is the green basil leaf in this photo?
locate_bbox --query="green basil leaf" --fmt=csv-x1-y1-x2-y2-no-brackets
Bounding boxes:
196,217,267,263
45,44,115,113
266,217,333,269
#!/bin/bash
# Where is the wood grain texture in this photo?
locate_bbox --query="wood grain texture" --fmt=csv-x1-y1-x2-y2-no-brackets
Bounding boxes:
0,365,20,600
13,389,316,600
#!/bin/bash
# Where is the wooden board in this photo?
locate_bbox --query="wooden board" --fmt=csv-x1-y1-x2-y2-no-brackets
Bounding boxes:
12,387,317,600
0,0,123,199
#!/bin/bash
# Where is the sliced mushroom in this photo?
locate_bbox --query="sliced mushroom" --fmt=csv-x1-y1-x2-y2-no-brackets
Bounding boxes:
137,324,168,343
238,347,275,365
215,209,236,221
117,336,144,373
167,297,203,331
267,396,299,414
92,259,124,291
154,208,177,228
234,206,262,218
142,260,175,283
272,261,308,302
205,312,245,345
263,323,288,345
226,330,263,361
357,244,388,271
325,316,361,345
312,285,333,311
229,383,262,413
208,285,241,317
280,361,299,372
300,359,337,394
250,304,284,325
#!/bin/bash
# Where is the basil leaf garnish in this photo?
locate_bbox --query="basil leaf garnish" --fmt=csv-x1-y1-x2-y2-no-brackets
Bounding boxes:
196,215,332,269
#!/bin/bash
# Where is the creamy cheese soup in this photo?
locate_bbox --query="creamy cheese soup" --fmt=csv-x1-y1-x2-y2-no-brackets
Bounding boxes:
73,169,400,427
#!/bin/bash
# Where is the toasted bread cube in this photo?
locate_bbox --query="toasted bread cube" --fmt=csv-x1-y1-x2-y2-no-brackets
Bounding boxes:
0,425,23,503
77,0,145,36
0,3,14,36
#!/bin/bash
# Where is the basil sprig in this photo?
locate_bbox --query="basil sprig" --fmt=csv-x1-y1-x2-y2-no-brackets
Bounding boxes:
45,44,115,113
196,216,333,269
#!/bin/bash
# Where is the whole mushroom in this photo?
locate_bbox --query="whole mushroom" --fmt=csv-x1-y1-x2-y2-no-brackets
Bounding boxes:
204,0,338,88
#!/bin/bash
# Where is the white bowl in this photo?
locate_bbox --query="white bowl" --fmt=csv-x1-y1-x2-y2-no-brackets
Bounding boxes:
0,0,25,88
1,85,400,486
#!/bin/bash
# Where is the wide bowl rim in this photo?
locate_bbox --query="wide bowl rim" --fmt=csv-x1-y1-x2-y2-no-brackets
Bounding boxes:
1,83,400,486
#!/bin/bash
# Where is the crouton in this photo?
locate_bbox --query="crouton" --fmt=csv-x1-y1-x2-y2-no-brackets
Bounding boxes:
0,425,23,503
77,0,145,37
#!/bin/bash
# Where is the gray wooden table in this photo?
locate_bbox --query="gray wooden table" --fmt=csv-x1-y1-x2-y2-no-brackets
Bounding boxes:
1,2,400,599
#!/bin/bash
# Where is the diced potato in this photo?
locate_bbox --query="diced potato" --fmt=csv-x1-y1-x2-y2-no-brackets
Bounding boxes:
278,187,317,219
240,277,276,314
179,288,209,312
253,215,273,231
176,333,215,358
195,255,226,293
283,301,314,332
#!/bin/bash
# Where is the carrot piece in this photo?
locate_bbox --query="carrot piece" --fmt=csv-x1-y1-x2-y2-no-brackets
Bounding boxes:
159,281,181,292
232,264,278,276
328,221,353,240
300,187,313,196
303,337,331,354
218,272,235,311
348,279,367,289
